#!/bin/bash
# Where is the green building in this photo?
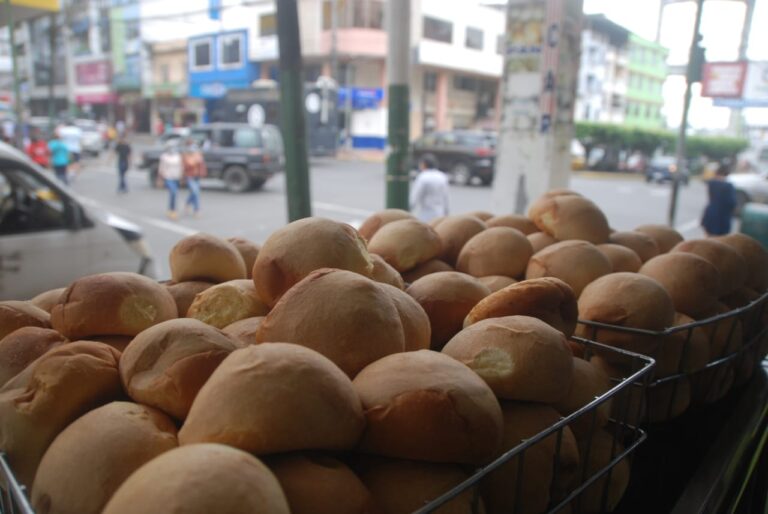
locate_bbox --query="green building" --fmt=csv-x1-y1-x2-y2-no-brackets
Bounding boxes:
625,34,668,129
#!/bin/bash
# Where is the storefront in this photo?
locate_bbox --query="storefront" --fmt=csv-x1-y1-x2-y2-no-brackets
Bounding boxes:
73,61,114,121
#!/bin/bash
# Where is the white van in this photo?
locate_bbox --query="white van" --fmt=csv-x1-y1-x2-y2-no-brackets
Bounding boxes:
0,143,156,300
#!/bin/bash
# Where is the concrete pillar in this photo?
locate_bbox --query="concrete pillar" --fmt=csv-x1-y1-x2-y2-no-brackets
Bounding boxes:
435,70,449,131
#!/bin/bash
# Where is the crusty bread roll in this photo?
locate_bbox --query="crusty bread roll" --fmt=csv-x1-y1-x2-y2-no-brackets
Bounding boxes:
253,217,374,307
0,341,122,487
405,272,491,350
443,316,574,402
256,269,406,377
222,316,264,346
714,233,768,291
31,402,178,514
486,214,539,234
482,402,579,514
368,219,442,272
577,430,630,513
433,215,487,266
358,209,414,241
528,231,558,253
377,283,431,351
672,239,747,296
85,335,133,353
354,350,502,464
464,277,578,338
646,378,691,423
597,244,643,273
656,313,709,378
370,254,406,290
187,279,270,329
0,301,50,340
269,455,372,514
478,275,518,292
429,216,446,228
588,356,647,427
226,237,260,279
692,363,735,405
29,288,66,313
164,280,214,317
170,232,247,283
466,210,495,221
401,259,453,284
120,319,238,420
456,227,533,278
180,343,364,454
698,302,743,358
526,240,612,297
102,444,290,514
635,224,684,254
554,357,612,437
0,327,66,387
528,195,610,244
638,252,720,318
51,272,177,339
359,458,477,514
608,231,660,262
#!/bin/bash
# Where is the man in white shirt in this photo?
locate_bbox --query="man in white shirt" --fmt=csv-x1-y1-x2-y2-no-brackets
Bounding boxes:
410,155,450,222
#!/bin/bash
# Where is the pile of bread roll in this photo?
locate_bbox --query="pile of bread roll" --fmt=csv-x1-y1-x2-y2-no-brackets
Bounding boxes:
0,189,765,514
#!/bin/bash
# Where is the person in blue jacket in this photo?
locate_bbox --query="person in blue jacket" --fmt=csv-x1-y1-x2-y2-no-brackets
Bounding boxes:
701,161,736,236
47,131,70,185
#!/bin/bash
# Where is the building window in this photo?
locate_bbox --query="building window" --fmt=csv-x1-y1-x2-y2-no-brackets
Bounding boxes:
423,16,452,44
453,75,477,92
496,34,505,55
260,14,276,37
191,38,212,70
219,33,243,69
323,0,384,30
423,71,437,92
465,27,483,50
125,19,140,42
611,95,622,109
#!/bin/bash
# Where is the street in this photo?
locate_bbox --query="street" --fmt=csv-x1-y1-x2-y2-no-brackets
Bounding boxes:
68,152,707,280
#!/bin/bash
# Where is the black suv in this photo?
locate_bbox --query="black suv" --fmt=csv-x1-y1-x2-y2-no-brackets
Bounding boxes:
410,130,496,186
141,123,284,192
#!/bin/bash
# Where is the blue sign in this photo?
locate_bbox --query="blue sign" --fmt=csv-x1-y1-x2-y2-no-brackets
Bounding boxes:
338,87,384,109
713,98,768,108
209,0,222,20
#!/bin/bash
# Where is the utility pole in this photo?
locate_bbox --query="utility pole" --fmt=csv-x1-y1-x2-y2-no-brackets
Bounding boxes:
48,13,56,133
4,0,23,147
329,0,338,81
727,0,754,136
385,0,410,210
668,0,705,227
276,0,312,221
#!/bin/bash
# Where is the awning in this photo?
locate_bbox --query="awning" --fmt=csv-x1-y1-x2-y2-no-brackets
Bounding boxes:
0,0,60,26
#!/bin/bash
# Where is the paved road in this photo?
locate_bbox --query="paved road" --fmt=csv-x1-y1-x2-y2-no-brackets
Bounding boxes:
68,154,707,280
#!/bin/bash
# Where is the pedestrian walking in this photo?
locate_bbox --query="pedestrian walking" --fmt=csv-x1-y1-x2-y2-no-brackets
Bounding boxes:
59,120,83,177
158,143,183,220
114,136,132,194
48,131,70,185
701,161,737,236
409,155,450,222
182,139,207,217
26,129,50,168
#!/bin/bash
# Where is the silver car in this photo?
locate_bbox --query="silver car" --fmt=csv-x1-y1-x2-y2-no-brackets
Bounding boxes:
728,171,768,214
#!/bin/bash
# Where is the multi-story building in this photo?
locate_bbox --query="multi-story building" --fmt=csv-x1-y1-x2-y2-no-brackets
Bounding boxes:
145,40,200,129
625,34,667,129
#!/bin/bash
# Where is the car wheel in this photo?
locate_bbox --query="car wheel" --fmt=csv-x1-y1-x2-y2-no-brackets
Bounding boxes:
250,177,266,191
223,165,252,193
450,162,472,186
735,190,749,217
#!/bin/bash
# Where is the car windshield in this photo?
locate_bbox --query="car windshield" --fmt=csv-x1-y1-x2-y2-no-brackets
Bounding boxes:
457,133,495,148
232,128,262,148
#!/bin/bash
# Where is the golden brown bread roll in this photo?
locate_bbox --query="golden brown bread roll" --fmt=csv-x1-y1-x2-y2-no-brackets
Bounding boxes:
186,279,270,329
588,356,647,427
256,269,406,377
0,341,123,487
222,316,264,346
51,272,177,339
486,214,539,234
0,301,50,340
576,430,630,513
698,302,743,359
28,288,66,313
358,209,414,241
119,318,239,420
169,232,247,283
466,210,495,221
179,343,365,454
253,217,374,307
671,239,747,296
226,236,260,279
401,259,453,284
456,227,533,279
692,363,734,405
433,215,487,266
646,378,691,423
354,350,503,464
102,444,290,514
635,224,684,254
714,233,768,291
31,402,178,514
608,231,660,262
405,272,491,350
526,240,612,297
377,283,431,351
638,252,720,318
368,219,442,272
597,244,643,273
528,231,558,253
464,277,578,338
370,254,406,290
164,280,214,317
528,195,610,244
478,275,518,292
554,357,612,437
443,316,574,402
429,215,446,228
84,335,133,353
656,313,710,378
0,327,66,387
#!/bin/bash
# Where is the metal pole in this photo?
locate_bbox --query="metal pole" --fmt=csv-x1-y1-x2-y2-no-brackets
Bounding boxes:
276,0,312,221
48,13,56,132
345,60,353,149
4,0,23,147
329,0,338,80
728,0,755,136
669,0,705,227
385,0,410,210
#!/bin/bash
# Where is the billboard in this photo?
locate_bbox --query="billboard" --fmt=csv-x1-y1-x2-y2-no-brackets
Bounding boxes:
701,62,747,98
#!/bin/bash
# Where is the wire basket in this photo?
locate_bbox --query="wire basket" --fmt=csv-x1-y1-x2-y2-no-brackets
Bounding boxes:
0,452,34,514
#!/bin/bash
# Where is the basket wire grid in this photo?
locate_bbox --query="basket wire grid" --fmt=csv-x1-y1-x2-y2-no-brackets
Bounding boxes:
0,451,34,514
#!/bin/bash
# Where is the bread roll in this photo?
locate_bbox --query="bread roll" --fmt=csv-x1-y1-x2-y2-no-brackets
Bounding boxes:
466,210,495,221
359,209,414,241
478,275,517,292
692,363,734,405
672,239,747,296
0,301,50,340
253,217,374,307
377,283,431,351
0,327,66,387
120,318,238,420
354,350,502,464
464,277,578,338
646,378,691,423
554,358,612,437
170,232,247,283
0,341,122,487
164,280,214,317
269,455,371,514
51,272,177,339
588,356,647,427
597,244,643,273
368,219,442,272
406,272,491,350
222,316,264,346
256,269,406,376
456,227,533,278
29,288,66,313
639,252,720,318
486,214,539,234
577,430,630,513
433,215,487,266
401,259,453,284
226,236,260,278
699,302,743,358
180,343,365,454
714,233,768,291
85,335,133,353
528,232,558,254
102,444,290,514
443,316,573,402
370,254,406,290
528,195,610,244
635,224,684,254
526,240,612,297
608,231,660,262
31,402,178,514
429,216,446,228
187,279,269,329
656,313,709,378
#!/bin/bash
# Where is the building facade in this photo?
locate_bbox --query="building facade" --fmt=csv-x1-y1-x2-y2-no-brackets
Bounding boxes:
625,34,667,129
145,40,201,129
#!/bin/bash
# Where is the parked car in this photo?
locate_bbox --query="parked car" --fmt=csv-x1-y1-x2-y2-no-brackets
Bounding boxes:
728,171,768,215
75,119,104,156
410,130,496,186
141,123,284,192
0,142,155,300
645,156,689,185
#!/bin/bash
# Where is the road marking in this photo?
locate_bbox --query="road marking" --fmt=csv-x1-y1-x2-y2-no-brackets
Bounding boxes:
675,219,700,234
79,197,198,236
312,202,374,217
